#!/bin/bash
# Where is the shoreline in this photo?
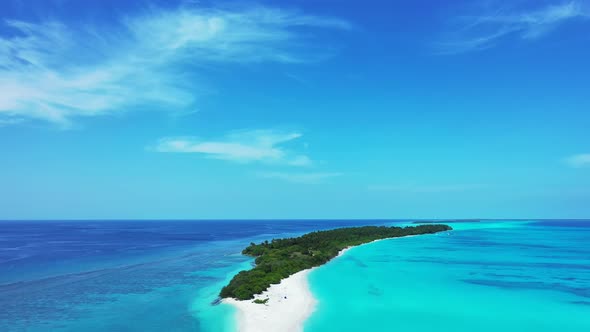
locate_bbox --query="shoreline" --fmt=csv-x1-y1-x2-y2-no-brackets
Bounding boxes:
223,235,419,332
222,268,318,332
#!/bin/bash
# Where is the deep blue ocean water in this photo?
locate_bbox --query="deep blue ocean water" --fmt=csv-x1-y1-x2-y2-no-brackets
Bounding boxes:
0,220,388,331
1,220,589,331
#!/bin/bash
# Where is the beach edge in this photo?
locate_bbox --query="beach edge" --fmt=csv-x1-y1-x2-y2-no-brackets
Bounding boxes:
222,234,424,332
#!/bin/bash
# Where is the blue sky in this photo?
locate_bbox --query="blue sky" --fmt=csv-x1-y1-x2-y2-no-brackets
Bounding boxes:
0,0,589,219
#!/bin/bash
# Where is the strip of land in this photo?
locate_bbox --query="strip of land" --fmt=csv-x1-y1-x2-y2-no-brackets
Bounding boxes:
222,233,438,332
221,224,451,332
223,268,317,332
220,224,452,300
223,246,353,332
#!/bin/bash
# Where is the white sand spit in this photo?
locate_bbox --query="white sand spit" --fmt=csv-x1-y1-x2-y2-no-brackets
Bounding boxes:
223,269,317,332
223,236,418,332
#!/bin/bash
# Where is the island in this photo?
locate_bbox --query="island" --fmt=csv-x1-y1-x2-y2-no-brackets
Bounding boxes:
220,224,451,300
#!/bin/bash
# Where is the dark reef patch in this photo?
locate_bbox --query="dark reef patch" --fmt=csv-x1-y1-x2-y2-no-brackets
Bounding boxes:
462,279,590,298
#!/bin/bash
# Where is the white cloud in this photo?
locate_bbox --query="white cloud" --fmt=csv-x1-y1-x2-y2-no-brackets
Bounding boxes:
0,6,350,126
154,129,312,166
257,171,342,184
437,1,589,54
566,153,590,167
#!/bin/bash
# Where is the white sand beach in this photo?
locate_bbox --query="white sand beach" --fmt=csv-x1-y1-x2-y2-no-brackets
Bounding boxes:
223,240,401,332
223,268,318,332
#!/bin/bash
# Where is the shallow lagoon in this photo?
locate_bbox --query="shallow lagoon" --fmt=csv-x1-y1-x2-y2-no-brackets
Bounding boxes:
306,221,590,331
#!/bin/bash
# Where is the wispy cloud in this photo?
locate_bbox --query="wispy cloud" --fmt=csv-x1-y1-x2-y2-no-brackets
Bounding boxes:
368,184,484,193
566,153,590,167
154,129,312,166
0,5,350,126
257,171,342,184
436,1,589,54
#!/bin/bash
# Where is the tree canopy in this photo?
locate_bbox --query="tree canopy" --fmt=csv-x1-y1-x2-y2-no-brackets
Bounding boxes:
220,224,452,300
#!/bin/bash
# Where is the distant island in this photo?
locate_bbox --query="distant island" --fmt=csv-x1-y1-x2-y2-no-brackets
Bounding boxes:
220,224,452,300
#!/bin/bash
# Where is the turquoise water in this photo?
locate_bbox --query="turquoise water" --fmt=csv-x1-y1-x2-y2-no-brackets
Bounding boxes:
306,221,590,331
3,220,588,331
0,219,385,331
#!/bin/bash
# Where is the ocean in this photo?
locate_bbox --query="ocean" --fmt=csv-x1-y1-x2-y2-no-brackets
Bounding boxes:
1,220,589,331
306,220,590,331
0,219,386,331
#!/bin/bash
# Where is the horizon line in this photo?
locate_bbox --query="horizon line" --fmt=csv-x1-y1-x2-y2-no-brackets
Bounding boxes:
1,218,589,222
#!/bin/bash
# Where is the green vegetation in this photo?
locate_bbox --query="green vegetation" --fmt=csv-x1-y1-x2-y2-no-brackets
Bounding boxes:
253,298,269,305
220,224,452,300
